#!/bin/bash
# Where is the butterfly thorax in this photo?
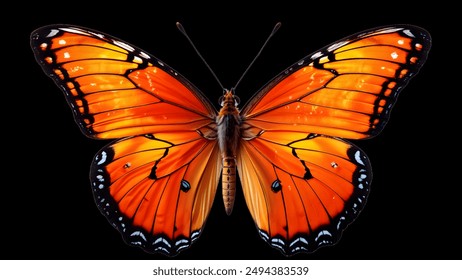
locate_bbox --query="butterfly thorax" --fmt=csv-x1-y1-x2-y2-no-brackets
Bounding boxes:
216,90,241,215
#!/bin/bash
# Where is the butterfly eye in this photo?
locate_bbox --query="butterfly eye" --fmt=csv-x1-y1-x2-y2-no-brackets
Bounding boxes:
234,96,240,106
218,96,224,106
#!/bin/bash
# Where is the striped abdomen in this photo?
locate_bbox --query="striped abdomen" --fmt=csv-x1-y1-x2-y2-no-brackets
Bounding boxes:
221,155,237,215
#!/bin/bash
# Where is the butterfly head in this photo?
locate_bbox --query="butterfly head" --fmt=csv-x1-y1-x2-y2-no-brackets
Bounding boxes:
219,89,240,108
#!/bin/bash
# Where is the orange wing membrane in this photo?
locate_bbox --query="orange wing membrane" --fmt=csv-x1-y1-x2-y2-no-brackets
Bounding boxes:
92,133,221,254
238,132,371,254
242,26,431,140
31,25,216,139
31,24,431,256
239,25,431,255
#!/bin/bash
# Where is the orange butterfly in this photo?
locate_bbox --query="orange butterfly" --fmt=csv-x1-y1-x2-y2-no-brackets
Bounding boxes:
30,23,431,256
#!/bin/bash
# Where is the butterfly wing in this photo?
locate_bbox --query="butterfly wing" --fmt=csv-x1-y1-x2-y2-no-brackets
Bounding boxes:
241,25,431,139
237,133,370,254
238,25,431,255
30,25,216,139
31,25,221,255
92,132,221,255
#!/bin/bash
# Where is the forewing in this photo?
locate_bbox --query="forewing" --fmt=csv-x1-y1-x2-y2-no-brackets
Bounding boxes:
241,25,431,139
30,25,217,139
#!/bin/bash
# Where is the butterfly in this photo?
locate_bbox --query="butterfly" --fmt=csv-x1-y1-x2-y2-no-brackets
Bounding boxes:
30,23,431,256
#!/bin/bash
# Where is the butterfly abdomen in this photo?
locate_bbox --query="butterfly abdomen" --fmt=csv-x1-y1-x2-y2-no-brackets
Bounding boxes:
221,155,237,215
217,90,241,215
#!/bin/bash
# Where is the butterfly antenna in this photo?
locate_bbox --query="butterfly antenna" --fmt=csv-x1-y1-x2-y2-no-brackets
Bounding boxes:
233,22,282,91
176,22,226,91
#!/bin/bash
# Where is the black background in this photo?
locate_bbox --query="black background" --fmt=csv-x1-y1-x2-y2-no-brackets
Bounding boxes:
3,2,458,260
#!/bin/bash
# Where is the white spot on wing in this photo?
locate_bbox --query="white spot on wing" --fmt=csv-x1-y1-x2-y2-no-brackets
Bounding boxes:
315,230,332,241
60,27,88,36
290,237,308,247
373,27,402,35
270,238,285,251
130,231,147,241
113,40,135,52
259,230,269,241
327,40,349,52
337,217,346,229
354,150,365,166
311,51,323,60
97,151,107,165
153,237,171,247
46,29,60,37
133,56,143,63
139,51,150,59
403,29,416,38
